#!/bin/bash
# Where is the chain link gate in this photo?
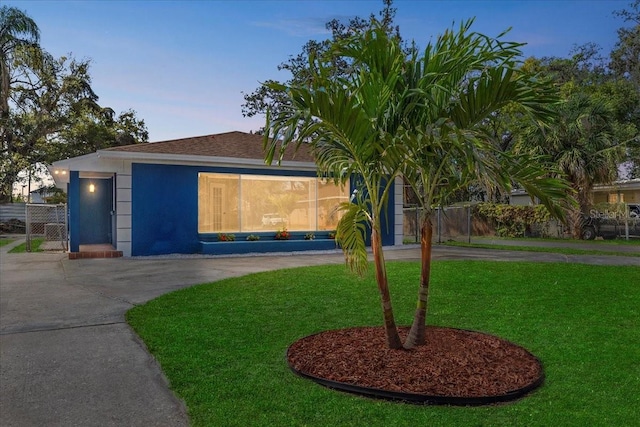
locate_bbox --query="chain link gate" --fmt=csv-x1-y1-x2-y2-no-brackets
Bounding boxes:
25,204,68,252
403,205,473,244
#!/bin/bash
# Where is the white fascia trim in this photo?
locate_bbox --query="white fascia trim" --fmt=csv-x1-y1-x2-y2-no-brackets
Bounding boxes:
593,179,640,192
49,153,103,188
51,152,100,169
96,150,317,171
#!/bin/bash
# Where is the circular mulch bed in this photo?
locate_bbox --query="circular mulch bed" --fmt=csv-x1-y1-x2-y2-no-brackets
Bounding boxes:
287,326,544,405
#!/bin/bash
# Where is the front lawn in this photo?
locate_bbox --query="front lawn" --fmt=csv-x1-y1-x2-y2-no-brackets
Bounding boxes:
0,238,15,247
8,238,44,253
126,261,640,427
443,241,640,257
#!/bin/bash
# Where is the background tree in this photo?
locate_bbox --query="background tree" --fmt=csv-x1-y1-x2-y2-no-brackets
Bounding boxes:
480,1,640,186
0,6,148,203
51,106,148,160
5,49,99,196
0,5,39,202
611,0,640,90
518,92,620,238
0,5,39,132
611,0,640,177
511,40,635,237
242,0,400,134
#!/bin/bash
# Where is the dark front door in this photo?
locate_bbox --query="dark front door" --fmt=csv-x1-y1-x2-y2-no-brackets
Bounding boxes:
79,177,113,244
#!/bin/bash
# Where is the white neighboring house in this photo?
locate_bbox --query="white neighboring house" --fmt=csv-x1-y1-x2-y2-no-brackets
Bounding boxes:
511,178,640,210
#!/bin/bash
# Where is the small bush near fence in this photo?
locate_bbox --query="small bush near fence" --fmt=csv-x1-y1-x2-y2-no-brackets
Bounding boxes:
474,203,552,238
0,203,26,233
403,203,563,243
0,218,26,233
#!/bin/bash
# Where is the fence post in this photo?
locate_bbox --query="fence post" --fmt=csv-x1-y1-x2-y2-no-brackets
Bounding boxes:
25,204,31,252
437,207,441,243
64,203,68,250
468,205,472,244
625,216,629,241
415,207,419,243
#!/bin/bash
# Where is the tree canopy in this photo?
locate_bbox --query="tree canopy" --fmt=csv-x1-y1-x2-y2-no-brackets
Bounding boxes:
249,0,640,188
490,1,640,236
0,5,148,203
611,0,640,177
611,0,640,91
242,0,400,134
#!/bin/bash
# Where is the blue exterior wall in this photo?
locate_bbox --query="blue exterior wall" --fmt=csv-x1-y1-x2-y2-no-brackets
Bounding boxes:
68,171,80,252
130,163,395,256
131,163,200,256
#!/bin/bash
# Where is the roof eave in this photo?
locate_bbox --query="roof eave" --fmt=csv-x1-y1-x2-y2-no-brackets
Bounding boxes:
593,178,640,191
96,149,317,171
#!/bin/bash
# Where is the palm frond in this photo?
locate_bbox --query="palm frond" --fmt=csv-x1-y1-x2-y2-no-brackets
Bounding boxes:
335,202,369,276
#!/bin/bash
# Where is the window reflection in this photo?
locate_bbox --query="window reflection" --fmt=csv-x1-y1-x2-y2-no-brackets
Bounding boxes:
198,173,239,232
198,173,348,233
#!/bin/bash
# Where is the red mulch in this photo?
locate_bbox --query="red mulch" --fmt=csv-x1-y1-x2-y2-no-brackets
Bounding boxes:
287,326,543,402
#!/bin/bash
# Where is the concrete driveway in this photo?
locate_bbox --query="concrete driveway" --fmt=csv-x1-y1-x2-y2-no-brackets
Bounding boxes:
1,240,638,426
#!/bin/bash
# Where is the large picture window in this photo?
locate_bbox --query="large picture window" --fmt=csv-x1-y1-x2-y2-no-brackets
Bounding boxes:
198,173,349,233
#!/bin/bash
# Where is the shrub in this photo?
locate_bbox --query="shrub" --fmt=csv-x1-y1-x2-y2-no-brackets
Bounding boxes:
474,203,551,238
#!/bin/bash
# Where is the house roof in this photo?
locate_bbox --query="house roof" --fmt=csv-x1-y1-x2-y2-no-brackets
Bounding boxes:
102,131,315,163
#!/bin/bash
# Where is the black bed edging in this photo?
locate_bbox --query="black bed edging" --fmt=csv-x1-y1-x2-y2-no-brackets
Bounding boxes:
286,329,545,406
290,365,544,405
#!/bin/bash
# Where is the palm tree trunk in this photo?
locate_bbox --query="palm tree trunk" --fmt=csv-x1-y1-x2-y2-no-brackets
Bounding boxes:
570,183,591,239
371,226,403,349
404,215,433,349
570,208,583,239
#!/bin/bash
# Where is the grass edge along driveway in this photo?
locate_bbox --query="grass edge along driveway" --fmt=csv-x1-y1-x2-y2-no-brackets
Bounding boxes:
127,260,640,427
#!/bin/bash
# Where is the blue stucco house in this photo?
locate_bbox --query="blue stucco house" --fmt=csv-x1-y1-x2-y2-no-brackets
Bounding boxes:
49,131,404,257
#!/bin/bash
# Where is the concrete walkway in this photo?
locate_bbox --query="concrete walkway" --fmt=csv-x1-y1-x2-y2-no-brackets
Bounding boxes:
1,238,638,426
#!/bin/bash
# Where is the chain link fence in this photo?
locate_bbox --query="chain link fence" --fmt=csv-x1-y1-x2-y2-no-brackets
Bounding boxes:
26,204,68,252
404,203,638,244
404,205,474,243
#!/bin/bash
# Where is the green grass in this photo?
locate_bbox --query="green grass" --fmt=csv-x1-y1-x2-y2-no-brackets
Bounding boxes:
8,238,44,253
127,261,640,427
472,236,640,246
0,238,15,247
443,241,640,257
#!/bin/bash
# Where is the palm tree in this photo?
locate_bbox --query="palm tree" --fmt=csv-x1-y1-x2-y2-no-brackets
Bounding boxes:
397,21,572,348
264,22,569,350
265,24,408,348
518,92,621,238
1,5,39,122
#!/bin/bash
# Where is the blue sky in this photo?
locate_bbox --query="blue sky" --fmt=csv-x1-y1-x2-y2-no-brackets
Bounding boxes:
6,0,630,142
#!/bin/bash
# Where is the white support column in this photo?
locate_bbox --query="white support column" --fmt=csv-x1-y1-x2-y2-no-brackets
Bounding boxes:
115,162,132,256
394,176,404,246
